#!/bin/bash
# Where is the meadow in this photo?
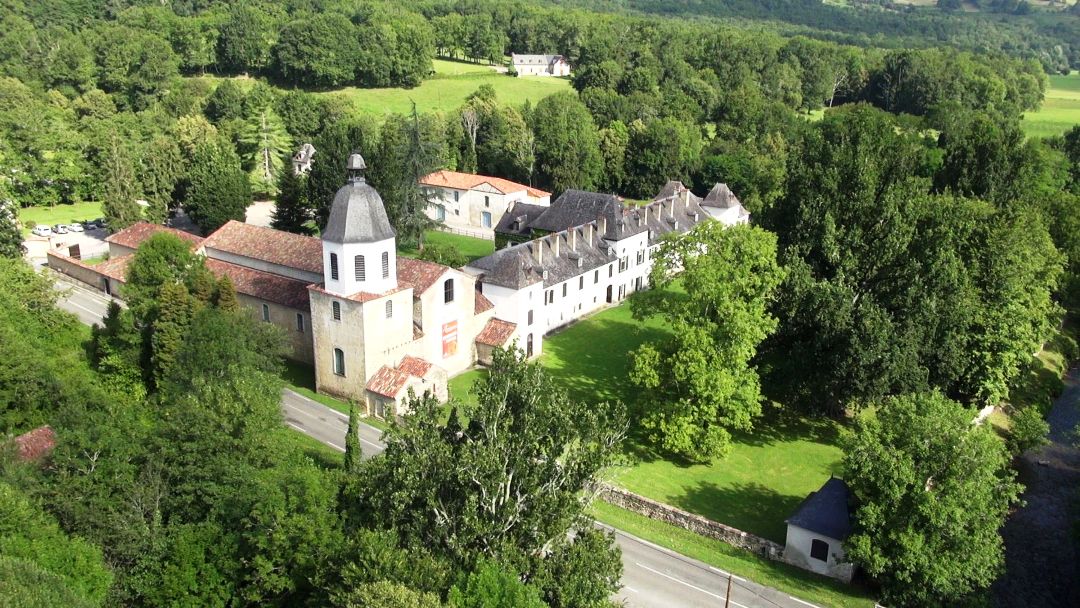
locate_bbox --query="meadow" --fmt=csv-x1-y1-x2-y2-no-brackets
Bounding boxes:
1023,72,1080,139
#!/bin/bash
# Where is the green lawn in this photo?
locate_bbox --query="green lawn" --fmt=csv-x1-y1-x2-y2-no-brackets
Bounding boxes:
1023,72,1080,139
591,501,876,608
17,201,102,234
282,424,345,469
398,230,495,264
282,359,352,416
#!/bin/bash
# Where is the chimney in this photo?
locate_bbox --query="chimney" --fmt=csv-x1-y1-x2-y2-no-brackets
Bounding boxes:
598,215,607,238
553,234,560,258
587,222,593,242
684,189,691,210
571,227,577,250
537,241,543,265
668,200,675,219
644,205,649,224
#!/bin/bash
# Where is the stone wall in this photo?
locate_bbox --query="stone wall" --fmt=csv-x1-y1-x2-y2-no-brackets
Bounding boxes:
46,251,112,292
597,483,785,560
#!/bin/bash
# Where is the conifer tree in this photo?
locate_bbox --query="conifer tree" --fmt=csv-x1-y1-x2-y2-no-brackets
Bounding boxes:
150,282,195,390
271,168,312,234
344,402,362,473
213,275,239,311
185,138,251,234
102,136,143,230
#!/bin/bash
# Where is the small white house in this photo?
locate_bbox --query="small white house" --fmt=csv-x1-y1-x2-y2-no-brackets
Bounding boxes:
420,170,550,237
511,54,570,77
783,477,855,582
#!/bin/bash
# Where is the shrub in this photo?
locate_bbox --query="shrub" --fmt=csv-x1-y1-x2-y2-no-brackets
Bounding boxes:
1008,405,1050,455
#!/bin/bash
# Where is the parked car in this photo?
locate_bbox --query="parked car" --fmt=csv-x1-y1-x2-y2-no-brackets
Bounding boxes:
82,219,99,230
31,225,53,237
52,224,68,234
67,222,84,232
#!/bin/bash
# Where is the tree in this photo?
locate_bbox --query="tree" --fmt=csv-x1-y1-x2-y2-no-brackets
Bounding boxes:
842,392,1022,606
122,232,209,323
218,3,273,74
239,106,293,196
149,282,195,390
273,14,360,87
308,119,376,229
345,403,362,474
448,560,545,608
139,136,183,225
340,581,442,608
630,223,785,462
272,169,312,235
102,136,143,230
184,138,251,234
530,92,603,193
0,199,23,259
355,348,625,602
213,275,239,312
205,80,247,123
624,117,702,198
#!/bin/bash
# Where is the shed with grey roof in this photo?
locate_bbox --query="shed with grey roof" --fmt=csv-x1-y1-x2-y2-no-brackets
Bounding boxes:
783,477,855,582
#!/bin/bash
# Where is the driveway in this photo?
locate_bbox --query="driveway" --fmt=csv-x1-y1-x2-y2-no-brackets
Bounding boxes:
993,368,1080,607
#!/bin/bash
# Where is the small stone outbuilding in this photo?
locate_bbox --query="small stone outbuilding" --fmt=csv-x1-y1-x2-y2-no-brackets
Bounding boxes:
783,477,855,582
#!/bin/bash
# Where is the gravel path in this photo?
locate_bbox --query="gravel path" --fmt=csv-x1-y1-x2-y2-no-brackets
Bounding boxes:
993,367,1080,607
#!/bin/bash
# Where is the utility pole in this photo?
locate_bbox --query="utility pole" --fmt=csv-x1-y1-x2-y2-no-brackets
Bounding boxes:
725,572,732,608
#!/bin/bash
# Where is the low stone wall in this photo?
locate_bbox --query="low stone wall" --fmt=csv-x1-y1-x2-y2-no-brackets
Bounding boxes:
46,251,109,291
597,483,785,560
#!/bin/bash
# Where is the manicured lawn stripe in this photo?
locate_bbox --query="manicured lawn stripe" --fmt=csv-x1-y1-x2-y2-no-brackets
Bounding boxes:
590,501,876,608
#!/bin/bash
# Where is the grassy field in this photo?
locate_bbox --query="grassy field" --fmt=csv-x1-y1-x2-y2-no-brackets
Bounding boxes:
592,502,876,608
17,201,102,234
397,229,495,264
322,58,572,117
1023,72,1080,139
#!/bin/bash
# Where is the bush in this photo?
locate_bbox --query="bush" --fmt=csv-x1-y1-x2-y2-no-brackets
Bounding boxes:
1008,406,1050,455
418,242,468,268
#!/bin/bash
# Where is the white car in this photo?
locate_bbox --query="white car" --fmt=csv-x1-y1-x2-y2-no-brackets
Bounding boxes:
31,225,53,237
67,222,84,232
52,224,69,235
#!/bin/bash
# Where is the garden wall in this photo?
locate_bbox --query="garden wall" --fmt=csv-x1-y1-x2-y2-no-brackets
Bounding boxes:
46,251,111,292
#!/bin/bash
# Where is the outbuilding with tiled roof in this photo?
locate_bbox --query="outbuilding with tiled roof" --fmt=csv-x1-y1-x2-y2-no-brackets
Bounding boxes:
421,169,550,239
106,221,203,258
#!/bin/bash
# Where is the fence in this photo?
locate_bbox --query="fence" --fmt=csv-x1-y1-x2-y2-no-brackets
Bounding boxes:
435,225,494,241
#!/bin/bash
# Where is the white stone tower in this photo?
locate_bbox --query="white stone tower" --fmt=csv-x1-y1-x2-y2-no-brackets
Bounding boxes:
321,153,397,295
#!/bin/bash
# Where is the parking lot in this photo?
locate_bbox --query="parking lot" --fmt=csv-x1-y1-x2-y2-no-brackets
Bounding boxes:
23,222,110,265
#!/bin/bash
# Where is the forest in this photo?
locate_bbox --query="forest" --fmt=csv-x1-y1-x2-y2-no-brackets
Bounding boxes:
2,0,1080,606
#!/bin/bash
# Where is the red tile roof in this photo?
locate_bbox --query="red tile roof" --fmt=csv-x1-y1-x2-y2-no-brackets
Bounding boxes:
475,291,494,314
475,318,517,347
95,255,132,282
13,425,56,462
420,170,550,199
205,258,311,309
398,355,432,377
307,282,407,304
366,365,412,398
201,221,323,274
106,222,203,250
398,257,450,294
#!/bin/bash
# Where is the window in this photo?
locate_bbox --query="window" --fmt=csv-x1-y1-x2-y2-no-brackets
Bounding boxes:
609,264,614,277
332,301,341,321
436,205,446,221
355,255,365,281
636,250,645,265
528,310,534,325
455,209,460,215
484,195,490,207
454,191,460,202
296,313,305,332
481,211,492,228
619,256,628,272
261,304,270,322
546,290,554,304
329,253,339,280
594,270,599,284
333,348,346,376
526,334,534,357
562,283,567,297
810,539,829,562
385,300,393,318
443,278,454,303
579,276,584,289
381,252,389,279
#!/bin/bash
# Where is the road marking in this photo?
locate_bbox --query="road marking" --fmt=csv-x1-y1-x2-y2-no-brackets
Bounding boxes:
623,586,638,593
286,422,346,451
787,596,822,608
283,403,382,451
61,297,105,318
634,562,747,607
708,566,745,582
283,389,350,421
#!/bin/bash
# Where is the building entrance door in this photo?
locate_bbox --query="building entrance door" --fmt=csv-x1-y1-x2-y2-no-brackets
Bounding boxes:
606,285,613,303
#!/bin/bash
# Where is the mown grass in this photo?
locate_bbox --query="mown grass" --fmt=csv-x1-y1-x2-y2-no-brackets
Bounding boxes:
591,501,876,608
1023,72,1080,139
397,230,494,264
282,358,352,416
281,424,345,469
17,201,102,234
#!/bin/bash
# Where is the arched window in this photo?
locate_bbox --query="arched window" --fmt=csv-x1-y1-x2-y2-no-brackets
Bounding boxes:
443,278,454,303
382,251,390,279
329,253,339,280
333,348,345,376
355,255,365,281
385,300,392,318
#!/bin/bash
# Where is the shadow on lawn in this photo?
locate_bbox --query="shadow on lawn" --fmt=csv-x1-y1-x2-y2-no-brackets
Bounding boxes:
675,480,803,543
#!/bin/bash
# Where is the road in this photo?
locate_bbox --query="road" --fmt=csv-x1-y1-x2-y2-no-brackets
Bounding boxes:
52,274,824,608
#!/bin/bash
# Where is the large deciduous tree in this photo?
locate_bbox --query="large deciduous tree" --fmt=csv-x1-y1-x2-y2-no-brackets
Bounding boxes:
273,14,359,88
842,392,1022,606
354,347,625,607
0,199,23,259
630,222,785,462
530,92,603,194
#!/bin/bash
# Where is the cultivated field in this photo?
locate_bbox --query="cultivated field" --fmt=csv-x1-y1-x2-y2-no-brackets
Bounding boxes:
1023,72,1080,139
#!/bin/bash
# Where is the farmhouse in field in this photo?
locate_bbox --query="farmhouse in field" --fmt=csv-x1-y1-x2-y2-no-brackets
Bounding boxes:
420,170,550,238
511,54,571,77
784,477,855,582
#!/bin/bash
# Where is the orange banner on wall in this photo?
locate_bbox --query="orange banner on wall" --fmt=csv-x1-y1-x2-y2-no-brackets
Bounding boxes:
442,321,458,358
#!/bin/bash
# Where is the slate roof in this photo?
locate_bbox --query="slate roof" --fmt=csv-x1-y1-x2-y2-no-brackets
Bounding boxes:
323,175,396,244
512,54,568,65
13,425,56,462
201,221,323,274
398,355,433,377
106,221,203,250
494,203,549,239
421,170,549,199
475,318,517,346
526,190,625,239
654,180,689,201
471,222,615,289
702,183,741,209
205,258,311,309
366,365,411,398
786,477,852,540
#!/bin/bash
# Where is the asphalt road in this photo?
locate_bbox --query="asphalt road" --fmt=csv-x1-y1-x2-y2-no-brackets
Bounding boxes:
51,273,824,608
